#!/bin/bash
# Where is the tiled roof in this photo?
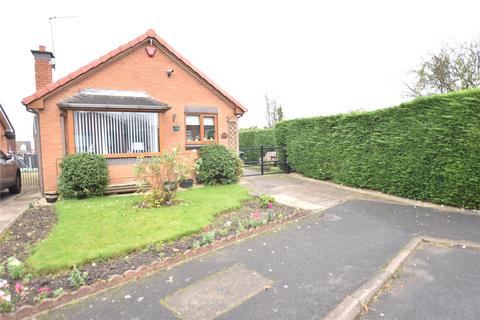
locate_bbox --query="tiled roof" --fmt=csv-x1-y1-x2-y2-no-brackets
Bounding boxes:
0,104,15,133
22,29,247,113
58,88,171,112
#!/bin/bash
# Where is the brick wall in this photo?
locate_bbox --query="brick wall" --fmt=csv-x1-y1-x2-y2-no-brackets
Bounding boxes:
34,59,53,91
34,42,239,192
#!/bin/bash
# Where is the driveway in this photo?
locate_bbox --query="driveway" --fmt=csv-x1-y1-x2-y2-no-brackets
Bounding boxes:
0,189,40,234
39,174,480,320
361,242,480,319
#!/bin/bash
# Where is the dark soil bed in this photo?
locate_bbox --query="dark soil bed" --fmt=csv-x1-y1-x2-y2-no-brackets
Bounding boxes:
0,207,57,262
0,199,307,313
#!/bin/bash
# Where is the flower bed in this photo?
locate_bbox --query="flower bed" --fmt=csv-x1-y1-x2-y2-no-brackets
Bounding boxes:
0,197,307,314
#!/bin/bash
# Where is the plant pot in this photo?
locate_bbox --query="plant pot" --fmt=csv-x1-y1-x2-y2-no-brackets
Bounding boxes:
164,181,178,192
180,179,194,188
45,192,59,203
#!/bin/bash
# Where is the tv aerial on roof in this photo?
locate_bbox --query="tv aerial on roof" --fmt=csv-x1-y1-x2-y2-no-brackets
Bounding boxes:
49,16,78,70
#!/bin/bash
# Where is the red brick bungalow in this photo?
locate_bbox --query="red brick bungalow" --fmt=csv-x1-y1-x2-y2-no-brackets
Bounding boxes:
22,29,247,195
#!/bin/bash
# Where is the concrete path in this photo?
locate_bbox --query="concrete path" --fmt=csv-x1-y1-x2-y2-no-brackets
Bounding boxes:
362,243,480,320
39,174,480,320
0,190,40,234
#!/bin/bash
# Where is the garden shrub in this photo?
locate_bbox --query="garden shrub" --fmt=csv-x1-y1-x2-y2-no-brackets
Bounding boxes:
195,144,243,185
276,89,480,209
6,258,24,280
58,153,109,199
53,288,64,298
201,231,216,245
69,267,88,289
258,194,275,208
135,148,191,207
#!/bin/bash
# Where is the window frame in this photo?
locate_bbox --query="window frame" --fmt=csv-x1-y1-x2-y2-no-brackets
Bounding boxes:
67,109,162,159
184,113,218,145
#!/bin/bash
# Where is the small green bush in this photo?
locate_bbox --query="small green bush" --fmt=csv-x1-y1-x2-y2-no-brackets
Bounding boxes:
6,257,24,280
258,194,275,208
58,153,109,199
0,299,14,313
195,144,243,185
201,231,216,245
219,226,230,237
53,287,64,298
69,267,88,289
236,218,245,234
192,240,201,250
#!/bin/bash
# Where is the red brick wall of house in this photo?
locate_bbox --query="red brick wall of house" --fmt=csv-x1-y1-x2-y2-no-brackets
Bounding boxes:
107,151,197,186
33,42,239,192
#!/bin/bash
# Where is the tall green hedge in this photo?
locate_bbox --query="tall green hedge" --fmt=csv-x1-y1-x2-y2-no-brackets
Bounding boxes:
239,128,277,149
239,128,277,161
276,89,480,209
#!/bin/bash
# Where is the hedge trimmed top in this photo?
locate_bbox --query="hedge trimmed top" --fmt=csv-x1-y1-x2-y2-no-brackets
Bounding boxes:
274,89,480,209
239,128,276,149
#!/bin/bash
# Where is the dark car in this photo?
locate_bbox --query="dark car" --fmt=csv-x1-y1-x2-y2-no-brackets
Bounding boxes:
0,150,21,194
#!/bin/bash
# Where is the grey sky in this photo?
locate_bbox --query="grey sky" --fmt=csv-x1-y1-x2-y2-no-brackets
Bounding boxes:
1,0,479,143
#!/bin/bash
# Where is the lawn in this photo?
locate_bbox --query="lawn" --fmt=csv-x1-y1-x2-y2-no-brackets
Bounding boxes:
27,184,251,274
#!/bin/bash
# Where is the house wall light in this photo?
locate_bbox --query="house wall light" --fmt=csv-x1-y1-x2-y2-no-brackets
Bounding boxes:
166,68,174,77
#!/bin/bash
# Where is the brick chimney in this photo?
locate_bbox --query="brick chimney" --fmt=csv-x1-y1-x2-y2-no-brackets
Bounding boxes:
31,45,55,90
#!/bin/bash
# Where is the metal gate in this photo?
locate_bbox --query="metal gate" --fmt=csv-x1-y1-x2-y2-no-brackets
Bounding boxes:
12,152,40,192
239,145,290,177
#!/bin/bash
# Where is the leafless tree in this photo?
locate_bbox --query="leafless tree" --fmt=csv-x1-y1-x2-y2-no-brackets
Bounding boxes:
264,94,284,128
406,40,480,96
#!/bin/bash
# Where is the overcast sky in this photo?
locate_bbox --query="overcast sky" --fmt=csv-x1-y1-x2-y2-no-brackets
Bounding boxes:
1,0,479,143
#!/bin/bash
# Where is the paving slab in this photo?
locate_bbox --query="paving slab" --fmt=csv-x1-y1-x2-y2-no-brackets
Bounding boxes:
37,174,480,320
162,264,273,320
362,243,480,320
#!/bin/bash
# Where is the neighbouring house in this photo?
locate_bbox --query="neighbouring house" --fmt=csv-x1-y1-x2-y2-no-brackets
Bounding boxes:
16,140,33,154
0,104,16,153
22,29,247,195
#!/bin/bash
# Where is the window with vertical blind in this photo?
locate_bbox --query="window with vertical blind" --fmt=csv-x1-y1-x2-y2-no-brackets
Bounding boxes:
185,114,217,143
73,111,159,155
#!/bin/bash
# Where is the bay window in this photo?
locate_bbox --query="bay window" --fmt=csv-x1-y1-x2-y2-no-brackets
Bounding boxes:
185,114,217,143
73,111,159,156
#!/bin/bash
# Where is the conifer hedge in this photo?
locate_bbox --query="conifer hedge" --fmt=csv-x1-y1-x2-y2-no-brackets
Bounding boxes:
239,128,277,160
239,128,276,149
276,89,480,209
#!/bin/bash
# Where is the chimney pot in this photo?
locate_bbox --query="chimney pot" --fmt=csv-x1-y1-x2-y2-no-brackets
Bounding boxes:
39,45,46,52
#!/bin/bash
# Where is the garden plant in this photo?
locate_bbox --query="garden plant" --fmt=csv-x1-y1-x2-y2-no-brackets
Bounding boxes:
195,144,243,185
135,148,192,207
58,153,109,199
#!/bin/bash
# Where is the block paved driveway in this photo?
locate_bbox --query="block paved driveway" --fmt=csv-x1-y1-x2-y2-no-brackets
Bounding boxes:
40,174,480,320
